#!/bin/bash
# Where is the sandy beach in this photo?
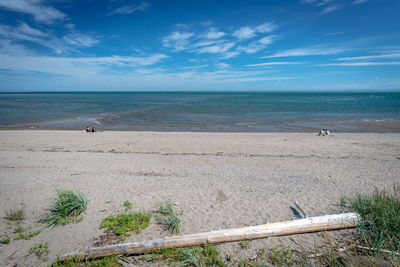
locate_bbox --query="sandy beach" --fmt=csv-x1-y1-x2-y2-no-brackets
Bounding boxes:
1,130,399,266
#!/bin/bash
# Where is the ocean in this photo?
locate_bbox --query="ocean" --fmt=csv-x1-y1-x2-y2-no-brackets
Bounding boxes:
0,92,399,132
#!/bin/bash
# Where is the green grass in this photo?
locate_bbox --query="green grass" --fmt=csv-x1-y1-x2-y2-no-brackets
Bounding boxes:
156,200,182,234
123,200,132,210
341,184,400,261
5,205,25,222
13,224,24,233
38,190,88,227
29,242,49,261
239,240,251,249
52,255,122,266
268,245,294,267
151,244,226,267
14,229,42,240
1,238,10,244
100,212,151,240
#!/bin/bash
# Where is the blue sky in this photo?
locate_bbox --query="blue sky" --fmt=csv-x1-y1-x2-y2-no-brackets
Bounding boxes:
0,0,399,91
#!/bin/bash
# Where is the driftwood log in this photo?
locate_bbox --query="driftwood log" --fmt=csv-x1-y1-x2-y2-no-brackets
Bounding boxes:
58,212,360,262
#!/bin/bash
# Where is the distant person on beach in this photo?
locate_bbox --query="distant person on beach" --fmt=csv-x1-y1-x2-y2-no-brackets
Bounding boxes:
318,129,331,136
91,126,96,132
86,126,90,132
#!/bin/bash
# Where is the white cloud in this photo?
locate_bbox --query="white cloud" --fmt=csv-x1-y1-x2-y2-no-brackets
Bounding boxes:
215,62,230,69
0,0,65,24
0,23,100,54
237,42,265,54
259,35,278,45
198,42,235,54
337,53,400,61
205,27,225,39
246,62,303,67
263,45,345,58
0,53,169,76
320,4,342,14
256,23,277,33
233,26,256,40
233,22,277,41
319,62,400,66
193,40,222,47
162,31,194,51
353,0,369,5
62,33,99,48
108,1,149,15
302,0,333,6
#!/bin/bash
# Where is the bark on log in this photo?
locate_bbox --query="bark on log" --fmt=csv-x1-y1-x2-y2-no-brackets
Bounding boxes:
58,212,360,262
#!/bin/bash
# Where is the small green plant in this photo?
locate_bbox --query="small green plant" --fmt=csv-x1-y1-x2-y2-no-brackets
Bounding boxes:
156,201,182,234
268,245,294,266
100,212,151,240
52,255,122,266
341,184,400,261
29,242,49,261
123,200,132,210
239,240,251,249
258,248,266,258
13,224,24,233
14,229,42,240
38,190,88,227
150,244,225,266
1,238,10,244
177,247,202,266
5,205,25,222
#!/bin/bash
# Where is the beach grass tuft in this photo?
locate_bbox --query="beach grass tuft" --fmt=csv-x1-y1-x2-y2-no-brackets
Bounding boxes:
151,244,225,267
38,190,88,227
100,212,151,240
1,238,10,244
239,240,250,250
53,255,122,266
268,245,294,266
5,205,25,222
14,229,42,240
123,200,132,210
156,200,182,234
341,183,400,264
29,242,49,261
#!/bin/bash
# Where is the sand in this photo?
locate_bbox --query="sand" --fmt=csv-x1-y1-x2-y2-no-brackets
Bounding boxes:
0,130,399,266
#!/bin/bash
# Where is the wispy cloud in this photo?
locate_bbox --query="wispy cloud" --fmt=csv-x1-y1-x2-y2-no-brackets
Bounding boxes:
233,22,277,40
263,45,345,58
0,53,169,76
0,0,65,24
0,22,99,54
233,26,256,40
204,27,225,39
162,31,194,51
62,33,99,48
319,61,400,66
320,4,342,14
246,62,303,67
337,53,400,61
198,42,235,54
353,0,369,5
108,1,149,15
302,0,344,14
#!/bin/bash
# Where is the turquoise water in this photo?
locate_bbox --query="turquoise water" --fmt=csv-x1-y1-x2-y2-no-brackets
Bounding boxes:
0,92,399,132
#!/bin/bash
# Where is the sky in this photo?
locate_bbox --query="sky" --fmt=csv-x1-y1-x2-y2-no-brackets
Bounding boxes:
0,0,399,92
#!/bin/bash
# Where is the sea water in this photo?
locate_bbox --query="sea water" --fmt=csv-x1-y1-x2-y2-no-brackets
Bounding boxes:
0,92,399,132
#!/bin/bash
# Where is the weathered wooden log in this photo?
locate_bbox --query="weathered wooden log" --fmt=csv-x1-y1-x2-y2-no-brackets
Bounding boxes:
58,212,360,262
